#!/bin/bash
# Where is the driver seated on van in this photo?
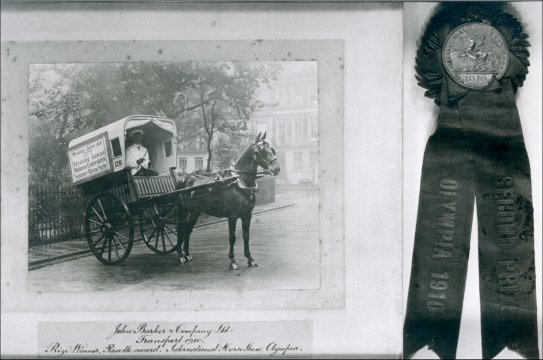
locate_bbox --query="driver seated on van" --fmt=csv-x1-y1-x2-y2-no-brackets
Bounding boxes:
126,129,158,176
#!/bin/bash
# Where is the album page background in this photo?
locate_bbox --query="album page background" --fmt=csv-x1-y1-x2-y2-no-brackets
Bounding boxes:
1,2,403,357
2,1,541,358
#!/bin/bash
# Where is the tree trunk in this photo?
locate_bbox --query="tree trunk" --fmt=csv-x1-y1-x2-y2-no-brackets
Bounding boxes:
206,101,218,172
206,136,213,172
200,96,212,172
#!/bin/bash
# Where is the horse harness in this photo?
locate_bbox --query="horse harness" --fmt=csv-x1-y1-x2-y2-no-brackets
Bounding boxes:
231,177,259,201
229,140,277,201
179,140,276,202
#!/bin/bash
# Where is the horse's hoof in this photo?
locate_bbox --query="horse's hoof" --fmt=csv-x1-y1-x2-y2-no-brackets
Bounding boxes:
248,260,258,267
186,255,193,261
179,256,187,265
230,262,239,271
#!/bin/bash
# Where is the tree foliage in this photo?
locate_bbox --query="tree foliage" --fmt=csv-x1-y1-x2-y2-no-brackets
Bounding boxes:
182,62,278,170
29,62,280,185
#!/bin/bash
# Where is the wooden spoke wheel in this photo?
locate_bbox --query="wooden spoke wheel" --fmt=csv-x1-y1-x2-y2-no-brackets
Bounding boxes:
85,193,134,265
140,200,179,255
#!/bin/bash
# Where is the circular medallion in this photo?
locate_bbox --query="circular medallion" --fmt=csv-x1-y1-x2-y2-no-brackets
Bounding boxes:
442,22,509,90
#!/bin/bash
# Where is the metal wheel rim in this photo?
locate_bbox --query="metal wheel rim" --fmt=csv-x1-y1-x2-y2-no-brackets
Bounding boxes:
85,193,134,265
139,200,178,255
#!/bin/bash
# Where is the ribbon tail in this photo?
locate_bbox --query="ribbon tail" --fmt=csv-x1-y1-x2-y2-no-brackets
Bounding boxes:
481,327,540,360
404,129,475,359
473,135,540,360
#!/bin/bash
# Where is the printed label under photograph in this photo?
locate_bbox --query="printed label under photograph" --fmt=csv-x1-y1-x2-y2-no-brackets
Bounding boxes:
38,321,312,358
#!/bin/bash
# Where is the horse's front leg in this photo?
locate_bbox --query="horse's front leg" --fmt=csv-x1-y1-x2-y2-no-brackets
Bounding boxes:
228,217,239,270
176,209,187,264
176,229,186,264
183,213,199,261
242,214,257,267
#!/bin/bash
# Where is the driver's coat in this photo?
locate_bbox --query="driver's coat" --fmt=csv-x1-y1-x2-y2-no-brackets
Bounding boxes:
125,144,150,175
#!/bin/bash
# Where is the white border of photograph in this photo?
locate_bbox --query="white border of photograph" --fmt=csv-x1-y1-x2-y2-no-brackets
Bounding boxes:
3,39,343,311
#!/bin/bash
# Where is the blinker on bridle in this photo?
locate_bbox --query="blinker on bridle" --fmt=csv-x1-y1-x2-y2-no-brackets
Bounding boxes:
254,141,277,167
234,141,277,175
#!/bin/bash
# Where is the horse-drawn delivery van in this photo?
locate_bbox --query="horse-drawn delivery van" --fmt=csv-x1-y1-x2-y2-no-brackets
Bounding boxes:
68,115,280,269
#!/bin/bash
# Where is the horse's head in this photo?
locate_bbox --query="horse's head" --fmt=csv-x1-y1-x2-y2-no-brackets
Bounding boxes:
252,132,280,176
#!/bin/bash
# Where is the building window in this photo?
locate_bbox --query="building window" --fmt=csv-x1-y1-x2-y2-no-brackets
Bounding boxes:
310,152,318,167
178,158,187,172
279,119,286,145
287,118,293,145
163,140,173,158
277,87,287,106
302,83,310,104
295,117,303,144
197,137,206,150
303,116,310,142
311,115,318,139
294,152,303,171
195,157,204,170
292,83,303,105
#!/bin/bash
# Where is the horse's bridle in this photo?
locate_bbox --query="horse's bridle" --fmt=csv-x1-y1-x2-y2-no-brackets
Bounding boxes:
233,141,277,175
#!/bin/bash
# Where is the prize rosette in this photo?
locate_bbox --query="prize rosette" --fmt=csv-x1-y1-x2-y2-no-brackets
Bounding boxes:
403,3,539,359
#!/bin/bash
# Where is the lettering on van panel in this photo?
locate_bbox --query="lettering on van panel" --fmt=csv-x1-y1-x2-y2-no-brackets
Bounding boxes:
69,135,111,182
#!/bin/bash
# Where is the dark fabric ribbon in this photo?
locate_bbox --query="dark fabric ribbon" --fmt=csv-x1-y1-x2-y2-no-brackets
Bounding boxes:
404,5,539,359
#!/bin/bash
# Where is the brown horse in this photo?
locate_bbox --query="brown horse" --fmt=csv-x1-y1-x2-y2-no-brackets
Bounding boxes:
176,132,280,270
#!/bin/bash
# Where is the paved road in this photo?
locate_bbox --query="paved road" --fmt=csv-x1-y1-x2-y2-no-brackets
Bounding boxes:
27,190,301,269
28,189,320,292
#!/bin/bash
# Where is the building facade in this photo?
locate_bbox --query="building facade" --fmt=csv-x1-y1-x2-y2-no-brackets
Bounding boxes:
251,63,318,185
176,135,208,174
175,62,318,183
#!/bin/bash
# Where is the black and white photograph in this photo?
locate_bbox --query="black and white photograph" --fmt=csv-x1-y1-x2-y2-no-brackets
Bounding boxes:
27,61,321,291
